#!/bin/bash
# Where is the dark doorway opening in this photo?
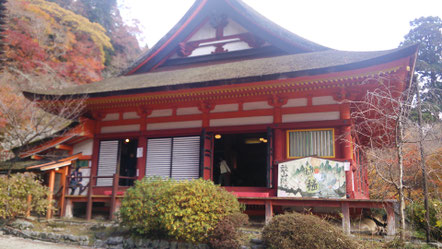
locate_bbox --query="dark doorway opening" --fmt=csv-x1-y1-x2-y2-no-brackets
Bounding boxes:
214,132,267,187
119,138,138,186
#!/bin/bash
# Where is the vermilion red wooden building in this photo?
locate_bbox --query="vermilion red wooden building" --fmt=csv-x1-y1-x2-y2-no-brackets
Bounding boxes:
22,0,417,235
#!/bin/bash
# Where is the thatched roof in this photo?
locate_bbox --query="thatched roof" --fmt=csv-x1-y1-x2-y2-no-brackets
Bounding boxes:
0,159,50,173
23,45,417,99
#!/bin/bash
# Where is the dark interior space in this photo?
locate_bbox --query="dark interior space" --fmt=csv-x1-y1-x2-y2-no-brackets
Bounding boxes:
119,138,138,186
73,202,108,218
213,132,267,187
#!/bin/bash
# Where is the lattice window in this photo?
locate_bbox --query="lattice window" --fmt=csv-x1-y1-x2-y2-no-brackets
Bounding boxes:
287,129,335,158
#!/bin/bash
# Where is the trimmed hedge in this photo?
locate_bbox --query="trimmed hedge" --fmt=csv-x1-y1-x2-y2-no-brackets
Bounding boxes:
262,212,361,249
119,177,241,243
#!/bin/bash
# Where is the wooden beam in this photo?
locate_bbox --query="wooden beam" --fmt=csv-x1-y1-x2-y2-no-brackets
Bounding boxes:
31,155,43,160
55,144,73,151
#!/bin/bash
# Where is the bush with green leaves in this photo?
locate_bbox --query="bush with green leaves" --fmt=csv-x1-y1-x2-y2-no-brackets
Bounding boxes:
0,173,50,219
407,199,442,241
262,212,361,249
119,177,241,243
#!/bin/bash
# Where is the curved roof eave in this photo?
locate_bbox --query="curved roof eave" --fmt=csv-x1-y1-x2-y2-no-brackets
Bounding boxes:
23,44,419,100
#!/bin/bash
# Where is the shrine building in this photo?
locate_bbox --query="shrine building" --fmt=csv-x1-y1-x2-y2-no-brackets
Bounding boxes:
19,0,417,235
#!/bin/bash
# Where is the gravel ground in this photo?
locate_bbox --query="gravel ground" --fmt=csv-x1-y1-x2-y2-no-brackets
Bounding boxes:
0,234,93,249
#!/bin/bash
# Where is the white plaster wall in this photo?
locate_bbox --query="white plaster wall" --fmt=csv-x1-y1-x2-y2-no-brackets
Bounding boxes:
243,101,272,111
177,107,202,115
147,120,202,131
188,21,216,42
72,139,93,156
149,109,173,117
102,113,119,121
284,98,307,107
210,116,273,127
312,96,338,105
223,19,248,36
101,124,140,133
282,111,340,123
123,112,140,120
211,103,239,113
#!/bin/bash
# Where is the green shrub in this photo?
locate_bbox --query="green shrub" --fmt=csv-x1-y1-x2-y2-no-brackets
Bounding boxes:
262,212,361,249
119,177,241,243
0,173,50,219
407,199,441,241
208,212,249,249
119,176,174,237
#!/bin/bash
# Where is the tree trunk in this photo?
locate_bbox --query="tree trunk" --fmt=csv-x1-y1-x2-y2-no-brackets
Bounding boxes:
416,81,431,242
397,114,406,241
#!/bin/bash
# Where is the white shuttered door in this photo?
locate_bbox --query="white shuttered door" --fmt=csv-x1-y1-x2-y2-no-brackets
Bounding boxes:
145,136,200,180
146,138,172,178
96,140,119,186
171,136,200,180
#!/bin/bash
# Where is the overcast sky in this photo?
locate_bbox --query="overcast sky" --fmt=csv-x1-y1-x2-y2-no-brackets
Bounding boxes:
120,0,441,51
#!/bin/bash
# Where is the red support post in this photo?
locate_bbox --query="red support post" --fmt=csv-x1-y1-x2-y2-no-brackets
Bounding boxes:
273,128,284,192
109,174,119,220
386,203,396,236
265,200,273,224
47,169,55,219
341,202,351,234
137,137,147,180
86,178,93,221
340,103,354,198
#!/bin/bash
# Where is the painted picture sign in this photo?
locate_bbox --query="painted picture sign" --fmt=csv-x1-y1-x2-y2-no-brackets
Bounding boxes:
278,157,346,198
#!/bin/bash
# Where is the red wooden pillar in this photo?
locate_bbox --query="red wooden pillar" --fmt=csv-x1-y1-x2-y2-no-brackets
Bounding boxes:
137,137,147,180
110,173,119,220
340,103,353,198
26,195,32,217
46,169,55,219
59,167,67,217
86,178,93,220
87,137,100,220
341,202,351,234
270,95,286,192
265,200,273,224
273,128,284,191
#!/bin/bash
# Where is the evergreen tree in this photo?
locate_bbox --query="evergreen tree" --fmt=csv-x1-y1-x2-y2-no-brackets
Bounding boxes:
401,16,442,120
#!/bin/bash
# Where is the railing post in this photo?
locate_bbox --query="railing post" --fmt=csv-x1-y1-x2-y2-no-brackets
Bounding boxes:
110,174,119,220
86,177,93,220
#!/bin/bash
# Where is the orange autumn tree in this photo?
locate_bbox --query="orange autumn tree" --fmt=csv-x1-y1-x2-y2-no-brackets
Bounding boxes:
367,128,441,202
5,0,113,85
